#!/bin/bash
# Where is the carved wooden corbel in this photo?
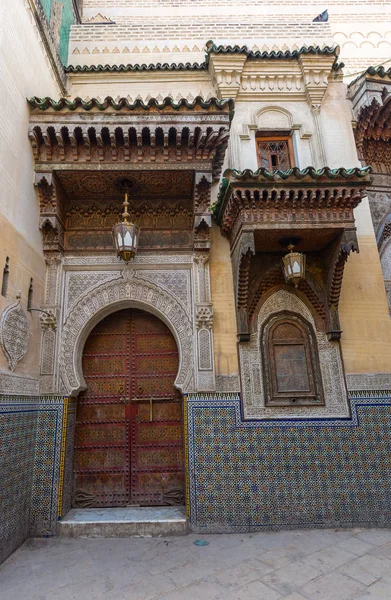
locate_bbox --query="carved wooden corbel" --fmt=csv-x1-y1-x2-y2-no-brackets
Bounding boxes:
231,232,255,342
35,173,65,255
194,173,213,251
326,229,359,340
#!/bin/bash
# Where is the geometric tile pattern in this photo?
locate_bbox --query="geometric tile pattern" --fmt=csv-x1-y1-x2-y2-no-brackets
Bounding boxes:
2,390,391,563
0,395,66,563
186,392,391,532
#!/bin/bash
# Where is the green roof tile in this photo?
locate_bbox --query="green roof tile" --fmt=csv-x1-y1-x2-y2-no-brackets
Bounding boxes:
212,166,372,219
27,95,234,115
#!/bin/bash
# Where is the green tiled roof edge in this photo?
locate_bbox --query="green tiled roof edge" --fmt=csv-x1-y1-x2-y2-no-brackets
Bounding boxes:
64,40,340,72
349,65,391,87
205,40,340,61
64,62,208,73
212,166,372,219
27,95,235,116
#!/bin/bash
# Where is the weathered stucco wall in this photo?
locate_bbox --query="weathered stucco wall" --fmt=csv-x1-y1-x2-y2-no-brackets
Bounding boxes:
0,0,60,384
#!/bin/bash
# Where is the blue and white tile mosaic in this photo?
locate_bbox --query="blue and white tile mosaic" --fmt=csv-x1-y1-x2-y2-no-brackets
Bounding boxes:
186,392,391,532
0,395,66,563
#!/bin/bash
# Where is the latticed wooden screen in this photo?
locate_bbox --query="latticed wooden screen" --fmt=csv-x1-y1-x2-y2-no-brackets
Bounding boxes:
258,138,292,170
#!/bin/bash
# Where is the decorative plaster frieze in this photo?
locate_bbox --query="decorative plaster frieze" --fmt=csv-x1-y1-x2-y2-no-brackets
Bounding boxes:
0,300,30,371
0,371,39,395
195,304,213,329
239,289,349,419
208,50,336,103
63,254,194,266
59,273,196,396
40,309,57,331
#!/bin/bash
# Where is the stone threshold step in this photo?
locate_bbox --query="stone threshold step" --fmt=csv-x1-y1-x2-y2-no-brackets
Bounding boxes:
59,507,188,538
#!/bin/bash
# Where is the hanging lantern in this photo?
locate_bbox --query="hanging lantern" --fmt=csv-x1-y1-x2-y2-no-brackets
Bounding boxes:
112,191,140,263
282,243,306,288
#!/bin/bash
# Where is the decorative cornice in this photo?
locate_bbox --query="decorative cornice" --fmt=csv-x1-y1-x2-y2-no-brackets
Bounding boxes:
205,40,340,64
213,166,372,220
28,97,233,180
64,41,340,76
65,62,208,73
27,95,234,115
222,166,371,181
349,65,391,88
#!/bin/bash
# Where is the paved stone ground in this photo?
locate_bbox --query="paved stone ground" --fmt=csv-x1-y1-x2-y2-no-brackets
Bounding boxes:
2,528,391,599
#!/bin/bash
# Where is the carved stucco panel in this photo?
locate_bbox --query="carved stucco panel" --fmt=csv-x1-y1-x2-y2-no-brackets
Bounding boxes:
0,301,29,371
239,289,349,419
59,273,195,396
139,270,191,312
64,271,120,317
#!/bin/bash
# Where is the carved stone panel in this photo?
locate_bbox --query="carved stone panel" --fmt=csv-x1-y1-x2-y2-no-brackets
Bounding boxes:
0,301,29,371
59,271,196,396
239,289,349,419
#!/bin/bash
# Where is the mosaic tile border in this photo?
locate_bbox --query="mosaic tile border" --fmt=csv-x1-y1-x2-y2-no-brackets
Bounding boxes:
0,395,67,542
186,392,391,532
186,391,391,428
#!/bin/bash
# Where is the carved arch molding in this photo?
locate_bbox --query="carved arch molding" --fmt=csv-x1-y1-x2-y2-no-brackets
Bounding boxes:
239,289,349,420
59,272,195,396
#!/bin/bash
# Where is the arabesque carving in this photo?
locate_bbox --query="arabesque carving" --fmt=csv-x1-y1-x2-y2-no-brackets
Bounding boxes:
0,300,29,371
239,289,349,420
60,273,195,395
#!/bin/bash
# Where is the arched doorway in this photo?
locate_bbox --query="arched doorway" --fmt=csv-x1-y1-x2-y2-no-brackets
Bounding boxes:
73,308,184,508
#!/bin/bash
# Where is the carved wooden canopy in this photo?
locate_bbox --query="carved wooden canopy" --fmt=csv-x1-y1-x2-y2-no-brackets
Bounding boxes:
348,67,391,168
28,96,233,181
213,167,372,341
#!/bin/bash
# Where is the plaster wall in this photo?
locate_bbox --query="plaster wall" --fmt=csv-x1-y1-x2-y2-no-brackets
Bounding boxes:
209,224,238,377
71,1,390,80
67,72,215,100
0,216,45,377
0,0,61,384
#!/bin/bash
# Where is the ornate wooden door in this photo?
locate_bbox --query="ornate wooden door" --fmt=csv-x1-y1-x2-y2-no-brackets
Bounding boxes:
73,308,184,508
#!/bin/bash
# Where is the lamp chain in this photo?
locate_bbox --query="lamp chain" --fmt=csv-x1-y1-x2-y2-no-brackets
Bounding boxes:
122,192,130,223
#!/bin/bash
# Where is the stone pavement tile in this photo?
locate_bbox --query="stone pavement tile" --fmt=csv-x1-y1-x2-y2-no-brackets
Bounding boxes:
0,561,33,591
145,548,196,575
338,554,391,585
353,530,391,547
94,572,177,600
40,574,113,600
216,579,283,600
261,559,322,595
301,545,356,574
336,536,377,557
101,560,158,591
158,580,225,600
30,566,73,597
164,559,219,588
300,570,366,600
281,593,309,600
191,533,249,549
293,529,353,554
253,530,309,551
259,543,308,569
353,577,391,599
368,541,391,560
212,557,274,588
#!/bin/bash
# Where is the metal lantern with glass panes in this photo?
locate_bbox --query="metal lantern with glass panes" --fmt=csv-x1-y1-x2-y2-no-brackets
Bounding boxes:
282,243,306,288
112,190,140,263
